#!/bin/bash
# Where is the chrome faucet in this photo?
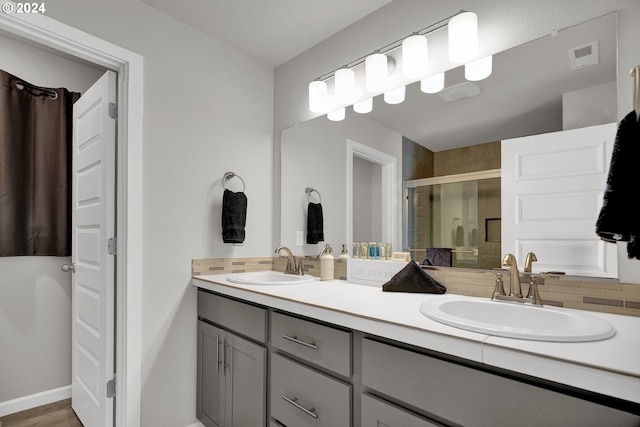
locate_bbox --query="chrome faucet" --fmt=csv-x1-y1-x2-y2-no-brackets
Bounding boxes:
502,253,522,298
275,246,304,275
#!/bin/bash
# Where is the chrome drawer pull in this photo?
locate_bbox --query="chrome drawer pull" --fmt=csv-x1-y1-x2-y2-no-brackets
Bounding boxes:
282,334,318,350
282,395,318,419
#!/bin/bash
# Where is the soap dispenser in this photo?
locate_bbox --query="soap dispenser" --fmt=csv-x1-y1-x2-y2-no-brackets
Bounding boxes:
319,244,334,281
339,243,350,260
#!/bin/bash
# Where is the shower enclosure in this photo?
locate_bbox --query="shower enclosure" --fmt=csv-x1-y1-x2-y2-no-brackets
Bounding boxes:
404,170,501,269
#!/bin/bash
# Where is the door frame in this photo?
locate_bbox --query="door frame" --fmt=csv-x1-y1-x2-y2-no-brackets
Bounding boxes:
0,7,143,427
346,139,398,251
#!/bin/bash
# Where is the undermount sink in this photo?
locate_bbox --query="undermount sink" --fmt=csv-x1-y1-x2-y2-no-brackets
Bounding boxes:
419,297,615,342
227,271,316,286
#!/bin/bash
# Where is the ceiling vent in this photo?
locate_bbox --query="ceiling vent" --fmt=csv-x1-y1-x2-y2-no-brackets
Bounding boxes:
439,81,481,102
568,41,599,70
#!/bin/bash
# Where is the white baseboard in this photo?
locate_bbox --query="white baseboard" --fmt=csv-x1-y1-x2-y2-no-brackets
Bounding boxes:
0,385,72,417
185,422,205,427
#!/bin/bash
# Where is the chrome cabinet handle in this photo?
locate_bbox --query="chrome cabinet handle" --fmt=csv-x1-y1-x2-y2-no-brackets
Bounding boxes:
281,395,318,419
216,335,221,372
223,343,231,371
282,334,318,350
61,263,75,273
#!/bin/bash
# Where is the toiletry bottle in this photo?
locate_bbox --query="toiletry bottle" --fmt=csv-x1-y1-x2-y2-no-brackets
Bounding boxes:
339,244,350,260
319,244,334,281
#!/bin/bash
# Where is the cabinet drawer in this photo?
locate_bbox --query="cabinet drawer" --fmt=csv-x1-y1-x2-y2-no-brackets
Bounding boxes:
271,353,351,427
271,311,351,377
362,338,640,427
361,394,440,427
198,290,267,343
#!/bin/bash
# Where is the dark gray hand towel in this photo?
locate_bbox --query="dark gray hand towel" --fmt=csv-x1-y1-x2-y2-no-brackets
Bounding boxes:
454,225,465,246
222,189,247,243
425,247,453,267
595,111,640,259
306,202,324,244
382,261,446,294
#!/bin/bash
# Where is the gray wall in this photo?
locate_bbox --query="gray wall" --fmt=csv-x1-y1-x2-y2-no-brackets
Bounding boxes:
0,33,105,403
41,1,275,426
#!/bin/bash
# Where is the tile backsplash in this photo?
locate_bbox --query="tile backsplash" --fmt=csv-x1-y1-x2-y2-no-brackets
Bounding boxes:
192,257,640,317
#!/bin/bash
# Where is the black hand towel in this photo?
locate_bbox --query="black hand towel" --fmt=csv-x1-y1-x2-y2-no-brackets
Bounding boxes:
306,202,324,244
595,111,640,259
382,261,446,294
222,189,247,243
425,247,453,267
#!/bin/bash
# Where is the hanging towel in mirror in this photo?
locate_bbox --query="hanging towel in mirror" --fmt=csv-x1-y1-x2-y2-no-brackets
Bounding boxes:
424,247,453,267
383,261,446,294
222,189,247,243
306,202,324,244
595,111,640,259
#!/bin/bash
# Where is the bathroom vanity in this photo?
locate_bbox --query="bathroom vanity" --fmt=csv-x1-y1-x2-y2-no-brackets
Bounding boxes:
194,274,640,426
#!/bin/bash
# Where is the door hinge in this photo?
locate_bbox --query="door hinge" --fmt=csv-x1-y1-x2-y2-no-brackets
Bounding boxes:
107,237,117,255
108,102,118,119
106,377,116,398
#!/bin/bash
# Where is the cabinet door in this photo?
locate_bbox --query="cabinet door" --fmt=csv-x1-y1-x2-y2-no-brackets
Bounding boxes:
226,331,267,427
198,321,225,427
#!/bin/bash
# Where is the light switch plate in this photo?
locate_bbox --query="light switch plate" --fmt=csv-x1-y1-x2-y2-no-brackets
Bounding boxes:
296,231,303,246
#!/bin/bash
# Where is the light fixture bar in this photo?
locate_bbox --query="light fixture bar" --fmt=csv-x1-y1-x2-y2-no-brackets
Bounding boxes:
313,10,466,83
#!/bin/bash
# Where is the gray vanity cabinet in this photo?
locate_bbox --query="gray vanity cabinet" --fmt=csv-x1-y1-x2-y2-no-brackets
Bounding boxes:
270,353,351,426
270,311,352,426
197,291,268,427
196,287,639,427
361,338,640,427
361,394,440,427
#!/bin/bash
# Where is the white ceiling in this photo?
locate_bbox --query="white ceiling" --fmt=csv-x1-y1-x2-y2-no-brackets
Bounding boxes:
138,0,393,66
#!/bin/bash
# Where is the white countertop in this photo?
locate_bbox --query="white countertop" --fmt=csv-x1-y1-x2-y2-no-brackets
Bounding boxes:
193,274,640,405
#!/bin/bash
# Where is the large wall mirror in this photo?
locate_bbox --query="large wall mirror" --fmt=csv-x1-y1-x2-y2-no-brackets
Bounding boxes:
280,13,617,274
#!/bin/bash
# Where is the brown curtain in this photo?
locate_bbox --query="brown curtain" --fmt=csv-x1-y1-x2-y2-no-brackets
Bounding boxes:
0,69,80,256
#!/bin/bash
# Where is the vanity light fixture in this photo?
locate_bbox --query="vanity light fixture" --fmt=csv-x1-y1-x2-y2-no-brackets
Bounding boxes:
353,97,373,114
327,107,346,121
402,34,429,79
420,72,445,93
365,52,393,93
448,11,478,63
308,10,487,119
465,55,493,81
384,86,406,104
308,80,329,113
335,67,356,103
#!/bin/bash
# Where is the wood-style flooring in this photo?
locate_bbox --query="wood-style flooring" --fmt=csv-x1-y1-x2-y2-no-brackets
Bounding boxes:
0,399,82,427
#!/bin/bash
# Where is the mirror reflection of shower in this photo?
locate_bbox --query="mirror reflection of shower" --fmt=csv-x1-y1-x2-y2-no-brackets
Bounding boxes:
404,171,501,269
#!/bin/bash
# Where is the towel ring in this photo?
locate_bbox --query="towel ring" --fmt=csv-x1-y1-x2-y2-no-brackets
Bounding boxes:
305,187,321,203
222,172,245,192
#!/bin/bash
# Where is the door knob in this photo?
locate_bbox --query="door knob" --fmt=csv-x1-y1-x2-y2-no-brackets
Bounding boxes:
61,263,76,273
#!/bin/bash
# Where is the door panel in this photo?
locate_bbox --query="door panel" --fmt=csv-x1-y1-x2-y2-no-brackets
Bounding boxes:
227,333,266,427
198,321,225,427
72,70,117,427
502,123,617,277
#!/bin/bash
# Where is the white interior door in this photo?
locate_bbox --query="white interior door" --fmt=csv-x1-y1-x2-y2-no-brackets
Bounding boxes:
502,123,617,278
71,70,117,427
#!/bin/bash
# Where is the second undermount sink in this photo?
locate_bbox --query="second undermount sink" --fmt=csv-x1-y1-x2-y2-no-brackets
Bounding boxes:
227,271,316,286
419,296,615,342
